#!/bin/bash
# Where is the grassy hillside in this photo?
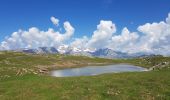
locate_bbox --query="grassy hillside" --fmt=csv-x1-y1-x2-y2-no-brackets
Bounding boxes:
0,51,170,100
0,51,116,77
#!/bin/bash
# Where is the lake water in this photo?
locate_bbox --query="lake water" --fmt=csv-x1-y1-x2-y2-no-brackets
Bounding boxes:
50,64,148,77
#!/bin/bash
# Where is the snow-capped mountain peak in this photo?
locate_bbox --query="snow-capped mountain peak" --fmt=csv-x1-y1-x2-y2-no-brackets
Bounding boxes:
72,47,82,52
20,46,154,58
83,48,96,53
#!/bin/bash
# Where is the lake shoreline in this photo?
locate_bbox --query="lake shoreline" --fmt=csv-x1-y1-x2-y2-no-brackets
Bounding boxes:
50,64,148,77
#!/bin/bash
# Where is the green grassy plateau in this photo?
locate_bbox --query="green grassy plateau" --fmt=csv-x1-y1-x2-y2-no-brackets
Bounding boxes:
0,51,170,100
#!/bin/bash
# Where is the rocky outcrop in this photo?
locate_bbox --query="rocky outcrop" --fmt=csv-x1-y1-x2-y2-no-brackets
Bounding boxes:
149,62,170,70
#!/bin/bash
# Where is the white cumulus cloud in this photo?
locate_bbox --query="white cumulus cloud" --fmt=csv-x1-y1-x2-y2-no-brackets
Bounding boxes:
108,27,139,52
50,16,59,26
166,13,170,24
70,13,170,55
0,18,74,50
137,16,170,55
70,36,89,49
87,20,116,49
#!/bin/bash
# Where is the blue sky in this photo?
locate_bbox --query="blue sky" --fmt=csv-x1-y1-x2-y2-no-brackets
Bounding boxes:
0,0,170,55
0,0,170,42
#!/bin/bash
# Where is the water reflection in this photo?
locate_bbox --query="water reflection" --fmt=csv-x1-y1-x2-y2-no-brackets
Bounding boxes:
50,64,148,77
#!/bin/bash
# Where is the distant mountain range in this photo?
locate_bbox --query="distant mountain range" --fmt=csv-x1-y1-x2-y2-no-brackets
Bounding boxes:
19,46,155,58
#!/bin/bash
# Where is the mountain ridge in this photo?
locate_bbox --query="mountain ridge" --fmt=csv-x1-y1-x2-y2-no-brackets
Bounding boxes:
17,46,155,58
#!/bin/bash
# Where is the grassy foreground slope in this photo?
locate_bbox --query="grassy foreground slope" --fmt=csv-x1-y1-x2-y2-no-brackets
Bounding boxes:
0,51,170,100
1,69,170,100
